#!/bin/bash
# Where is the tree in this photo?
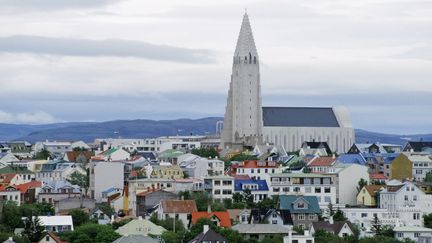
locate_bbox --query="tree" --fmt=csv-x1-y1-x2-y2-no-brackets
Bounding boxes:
61,224,120,243
192,192,212,211
333,209,347,222
211,201,226,211
67,171,89,195
357,178,368,192
1,201,23,231
230,154,258,161
191,148,219,158
68,209,90,227
424,213,432,229
33,149,51,160
425,172,432,183
232,192,243,203
370,214,382,235
73,147,89,152
242,188,255,208
222,198,233,209
256,196,278,211
178,191,192,200
22,216,45,242
98,204,115,217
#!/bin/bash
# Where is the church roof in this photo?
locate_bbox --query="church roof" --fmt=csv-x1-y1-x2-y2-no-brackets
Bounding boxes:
234,13,258,57
262,107,340,127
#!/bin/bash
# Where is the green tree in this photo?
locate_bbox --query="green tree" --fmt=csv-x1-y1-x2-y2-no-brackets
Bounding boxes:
161,230,186,243
371,214,382,235
211,201,226,211
357,178,368,192
22,216,45,242
230,154,259,161
33,149,51,160
192,192,212,211
425,172,432,183
178,191,192,200
232,192,243,203
98,204,115,217
67,171,89,195
73,147,89,152
333,209,347,222
68,209,90,227
1,201,23,231
61,224,120,243
222,198,233,209
191,148,219,158
256,196,278,211
242,188,255,208
424,213,432,229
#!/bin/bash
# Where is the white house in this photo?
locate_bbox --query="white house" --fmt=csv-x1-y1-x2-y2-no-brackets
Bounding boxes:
394,226,432,242
156,200,197,228
38,215,74,232
93,148,130,161
379,180,431,213
0,185,21,205
203,176,234,200
0,153,19,166
89,161,124,202
231,160,281,183
178,154,224,178
405,152,432,181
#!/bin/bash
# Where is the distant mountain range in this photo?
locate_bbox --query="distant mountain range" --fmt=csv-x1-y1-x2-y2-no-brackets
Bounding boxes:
0,118,431,145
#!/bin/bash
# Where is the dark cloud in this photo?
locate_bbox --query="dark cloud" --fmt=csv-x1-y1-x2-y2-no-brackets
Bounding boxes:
0,35,215,63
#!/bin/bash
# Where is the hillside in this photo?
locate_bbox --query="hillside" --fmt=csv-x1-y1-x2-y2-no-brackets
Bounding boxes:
0,118,430,145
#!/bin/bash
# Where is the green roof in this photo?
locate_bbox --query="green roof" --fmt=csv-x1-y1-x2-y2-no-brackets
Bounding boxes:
0,166,33,174
158,149,184,159
102,148,120,156
279,195,321,214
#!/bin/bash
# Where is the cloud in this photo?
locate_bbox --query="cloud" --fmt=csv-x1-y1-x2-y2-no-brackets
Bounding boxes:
0,110,58,124
0,35,215,63
0,0,122,11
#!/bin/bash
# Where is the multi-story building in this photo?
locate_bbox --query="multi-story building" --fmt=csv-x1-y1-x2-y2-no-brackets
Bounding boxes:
234,179,269,202
279,195,320,229
89,161,124,202
379,180,429,212
269,173,336,207
230,160,280,182
178,154,224,178
405,152,432,181
203,176,234,200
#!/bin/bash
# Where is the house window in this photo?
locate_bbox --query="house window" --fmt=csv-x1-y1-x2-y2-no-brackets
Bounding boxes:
298,214,305,220
214,180,221,186
272,213,278,218
324,187,331,193
315,187,321,193
297,202,305,209
397,233,403,238
273,187,280,192
308,214,315,220
294,187,300,192
414,195,417,201
406,187,410,191
214,190,221,194
414,233,420,237
414,213,420,220
283,187,289,192
361,213,367,218
404,195,408,201
324,197,331,203
272,220,277,224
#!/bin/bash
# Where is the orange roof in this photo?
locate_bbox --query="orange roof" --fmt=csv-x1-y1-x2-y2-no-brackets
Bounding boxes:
370,173,388,180
15,181,42,193
65,151,93,162
192,211,232,228
47,232,67,243
363,185,385,197
0,173,18,183
137,189,161,197
308,157,337,167
161,200,197,214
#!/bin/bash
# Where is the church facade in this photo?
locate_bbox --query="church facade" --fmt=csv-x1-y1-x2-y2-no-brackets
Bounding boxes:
221,13,355,153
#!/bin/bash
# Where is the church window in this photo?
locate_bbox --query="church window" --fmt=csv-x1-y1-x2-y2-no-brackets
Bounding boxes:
254,56,256,64
249,53,252,64
244,56,247,63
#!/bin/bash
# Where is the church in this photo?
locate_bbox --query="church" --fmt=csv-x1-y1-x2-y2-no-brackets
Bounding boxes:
220,13,355,153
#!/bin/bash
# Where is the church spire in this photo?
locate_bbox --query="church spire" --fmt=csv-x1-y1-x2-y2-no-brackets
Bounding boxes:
234,13,258,57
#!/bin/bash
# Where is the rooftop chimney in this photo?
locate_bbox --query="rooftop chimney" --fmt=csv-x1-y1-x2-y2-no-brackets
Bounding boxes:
203,225,209,234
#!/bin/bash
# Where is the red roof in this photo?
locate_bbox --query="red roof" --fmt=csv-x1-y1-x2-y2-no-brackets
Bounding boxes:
192,211,232,228
370,173,388,180
0,173,18,183
15,181,42,193
161,200,197,214
308,157,337,167
234,175,250,180
233,160,278,169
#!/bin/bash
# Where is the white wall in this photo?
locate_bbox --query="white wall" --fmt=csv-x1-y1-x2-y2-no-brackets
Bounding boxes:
92,162,124,202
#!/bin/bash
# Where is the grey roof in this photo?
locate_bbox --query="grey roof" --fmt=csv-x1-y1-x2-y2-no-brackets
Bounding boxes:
232,224,290,234
262,107,340,127
112,235,159,243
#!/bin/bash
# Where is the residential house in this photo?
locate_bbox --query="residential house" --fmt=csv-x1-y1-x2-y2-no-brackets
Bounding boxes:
279,195,320,229
269,173,336,207
379,180,428,214
178,154,224,178
113,235,159,243
232,224,290,241
150,165,184,179
394,226,432,242
38,180,80,204
36,161,86,182
91,207,111,225
403,142,432,153
369,173,388,184
341,208,393,236
63,151,93,163
0,185,21,205
134,189,177,217
188,225,227,243
406,152,432,181
0,166,35,184
307,156,337,174
89,161,124,202
92,148,130,161
283,229,315,243
35,141,72,157
310,221,355,237
301,142,332,156
248,209,293,227
7,141,32,158
156,199,197,228
230,160,280,182
202,176,234,200
356,185,385,207
327,163,370,205
388,154,413,180
348,143,387,154
157,149,185,164
0,153,19,165
39,232,67,243
38,215,74,232
16,180,42,204
115,217,166,236
234,179,269,202
191,211,232,228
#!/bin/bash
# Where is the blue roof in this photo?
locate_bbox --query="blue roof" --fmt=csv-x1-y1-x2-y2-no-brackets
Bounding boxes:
234,179,269,192
102,187,117,194
262,107,340,127
337,154,367,165
279,195,321,214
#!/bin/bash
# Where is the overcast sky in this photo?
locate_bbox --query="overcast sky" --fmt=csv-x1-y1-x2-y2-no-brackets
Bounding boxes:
0,0,431,134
